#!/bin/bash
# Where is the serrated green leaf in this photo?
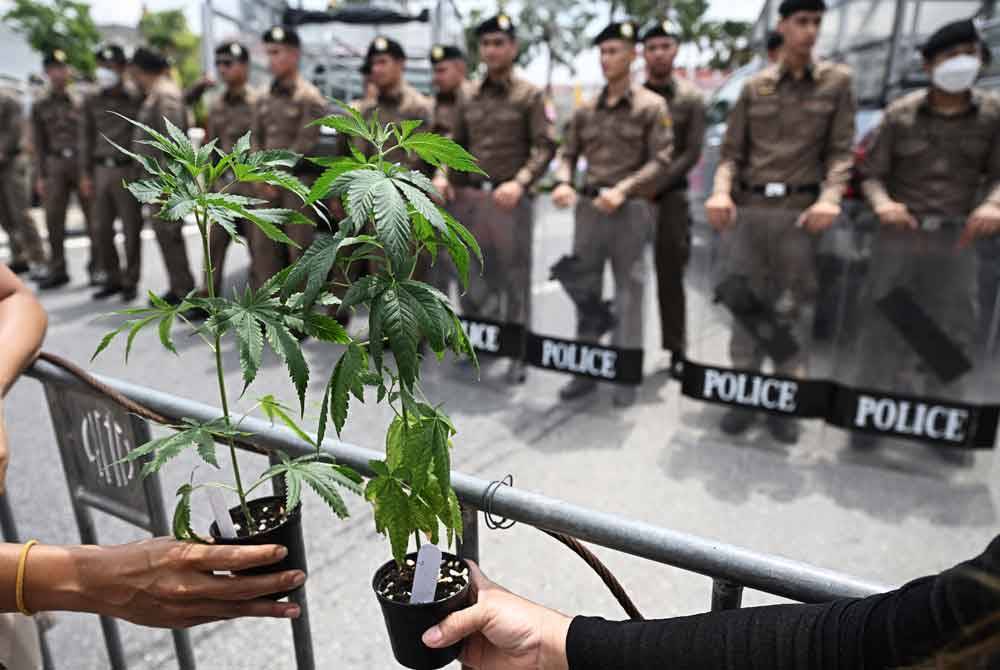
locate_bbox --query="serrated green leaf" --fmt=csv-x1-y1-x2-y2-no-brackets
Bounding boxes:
394,179,446,233
308,157,363,204
173,484,197,541
265,324,310,415
260,394,317,447
369,291,385,374
400,280,450,353
302,312,350,344
126,314,159,362
341,274,385,311
372,180,411,270
193,430,219,468
399,132,485,174
235,311,264,393
125,179,163,204
285,467,303,514
256,149,300,169
442,208,484,270
328,343,364,436
234,131,251,156
399,119,423,141
368,474,414,565
158,312,178,355
382,285,421,389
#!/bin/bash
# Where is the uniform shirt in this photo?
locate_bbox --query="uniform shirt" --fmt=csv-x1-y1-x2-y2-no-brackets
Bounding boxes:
206,85,256,153
451,73,557,187
134,77,187,164
713,60,856,206
432,80,476,138
861,88,1000,219
80,82,143,176
254,74,328,158
555,83,674,198
645,74,706,193
31,89,84,178
0,92,24,165
351,82,433,173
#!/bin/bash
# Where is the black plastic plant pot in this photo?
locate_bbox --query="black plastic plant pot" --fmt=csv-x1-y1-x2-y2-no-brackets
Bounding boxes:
209,495,305,600
373,552,473,670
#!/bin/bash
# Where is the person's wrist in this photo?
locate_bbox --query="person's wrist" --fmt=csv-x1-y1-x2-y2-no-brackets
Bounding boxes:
539,611,571,670
23,544,91,614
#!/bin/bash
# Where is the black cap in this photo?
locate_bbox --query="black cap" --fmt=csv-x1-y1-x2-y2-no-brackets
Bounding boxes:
767,30,784,51
430,44,464,65
641,19,681,42
43,49,69,67
95,44,127,65
262,25,301,47
476,14,516,38
359,58,371,75
130,46,170,72
920,19,982,61
215,41,249,63
778,0,826,18
593,20,638,46
366,36,405,61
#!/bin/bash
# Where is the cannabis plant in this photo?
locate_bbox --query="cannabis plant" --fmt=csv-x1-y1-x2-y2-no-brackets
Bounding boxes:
93,103,482,563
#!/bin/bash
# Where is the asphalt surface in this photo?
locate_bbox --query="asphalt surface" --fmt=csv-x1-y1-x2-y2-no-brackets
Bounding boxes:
2,198,998,669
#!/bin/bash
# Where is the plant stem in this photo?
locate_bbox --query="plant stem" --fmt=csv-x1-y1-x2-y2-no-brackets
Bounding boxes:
197,210,253,529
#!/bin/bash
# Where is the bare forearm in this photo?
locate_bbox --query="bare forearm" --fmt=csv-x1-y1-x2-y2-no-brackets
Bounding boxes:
0,290,47,396
0,543,88,614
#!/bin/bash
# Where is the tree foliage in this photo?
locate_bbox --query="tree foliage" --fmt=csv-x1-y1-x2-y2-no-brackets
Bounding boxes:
138,8,202,89
3,0,101,75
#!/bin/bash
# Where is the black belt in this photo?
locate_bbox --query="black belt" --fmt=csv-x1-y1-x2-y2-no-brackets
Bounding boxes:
95,156,132,168
744,182,820,198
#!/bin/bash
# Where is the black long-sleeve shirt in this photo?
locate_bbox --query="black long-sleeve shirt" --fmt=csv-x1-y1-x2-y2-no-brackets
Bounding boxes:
567,536,999,669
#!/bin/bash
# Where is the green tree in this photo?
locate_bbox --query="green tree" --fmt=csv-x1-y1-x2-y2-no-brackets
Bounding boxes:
3,0,101,75
517,0,599,90
138,8,201,89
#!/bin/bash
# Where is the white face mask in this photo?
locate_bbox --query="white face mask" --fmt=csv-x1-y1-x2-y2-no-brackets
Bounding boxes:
931,54,981,94
95,66,119,88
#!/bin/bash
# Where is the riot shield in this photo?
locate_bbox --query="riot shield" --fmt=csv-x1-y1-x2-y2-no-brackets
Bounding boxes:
831,215,1000,456
678,202,852,448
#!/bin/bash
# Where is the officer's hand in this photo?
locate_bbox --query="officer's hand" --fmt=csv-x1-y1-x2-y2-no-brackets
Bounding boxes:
432,175,455,203
551,183,577,209
80,175,93,199
35,178,45,199
706,193,736,231
959,203,1000,248
493,181,524,210
593,186,626,214
798,201,840,234
875,201,918,230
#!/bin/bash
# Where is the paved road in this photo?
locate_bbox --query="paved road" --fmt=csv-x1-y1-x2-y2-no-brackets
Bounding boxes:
3,198,998,669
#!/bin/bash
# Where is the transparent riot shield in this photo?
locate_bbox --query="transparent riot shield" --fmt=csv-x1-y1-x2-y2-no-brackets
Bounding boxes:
677,201,852,449
830,214,1000,460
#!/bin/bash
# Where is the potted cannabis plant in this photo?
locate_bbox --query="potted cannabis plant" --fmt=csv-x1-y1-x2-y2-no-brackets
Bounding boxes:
96,103,485,668
92,115,365,596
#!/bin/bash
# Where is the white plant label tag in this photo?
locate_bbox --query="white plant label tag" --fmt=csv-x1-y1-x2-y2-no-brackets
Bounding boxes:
208,488,238,539
410,544,443,604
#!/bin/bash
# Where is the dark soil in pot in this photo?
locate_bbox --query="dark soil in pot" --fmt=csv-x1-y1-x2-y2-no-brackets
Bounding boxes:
374,552,472,670
209,495,305,600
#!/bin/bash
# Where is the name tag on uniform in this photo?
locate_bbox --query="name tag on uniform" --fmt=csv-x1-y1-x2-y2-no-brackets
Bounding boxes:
764,182,787,198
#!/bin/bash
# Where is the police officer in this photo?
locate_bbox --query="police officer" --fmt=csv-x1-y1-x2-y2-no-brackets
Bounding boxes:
551,20,673,407
252,25,328,290
430,44,470,138
855,19,1000,450
32,49,96,289
433,13,557,385
705,0,855,443
351,37,433,174
0,90,46,277
130,47,197,304
200,41,257,297
82,44,144,301
642,20,706,360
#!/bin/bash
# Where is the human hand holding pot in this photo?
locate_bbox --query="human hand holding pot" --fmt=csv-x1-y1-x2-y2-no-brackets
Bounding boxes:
422,562,571,670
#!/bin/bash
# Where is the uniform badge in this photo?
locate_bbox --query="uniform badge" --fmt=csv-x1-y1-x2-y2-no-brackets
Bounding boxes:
757,82,776,96
621,23,634,38
374,37,388,51
101,48,112,60
230,43,242,57
662,20,672,33
53,49,66,63
660,114,673,129
498,14,511,30
272,27,285,42
432,45,444,61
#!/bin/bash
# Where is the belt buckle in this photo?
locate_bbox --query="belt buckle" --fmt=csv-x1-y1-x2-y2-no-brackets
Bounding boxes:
61,147,74,158
480,181,494,192
921,216,942,232
764,182,787,198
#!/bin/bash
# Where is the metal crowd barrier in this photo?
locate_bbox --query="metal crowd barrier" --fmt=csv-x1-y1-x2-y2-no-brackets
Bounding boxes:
23,357,891,668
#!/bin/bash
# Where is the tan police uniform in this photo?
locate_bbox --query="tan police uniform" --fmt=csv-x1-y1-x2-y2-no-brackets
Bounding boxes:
204,85,257,295
432,79,475,139
81,81,143,291
645,74,705,354
555,84,673,350
31,87,94,279
251,74,328,289
0,91,46,270
712,60,855,375
857,89,1000,398
449,73,557,330
134,76,196,297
